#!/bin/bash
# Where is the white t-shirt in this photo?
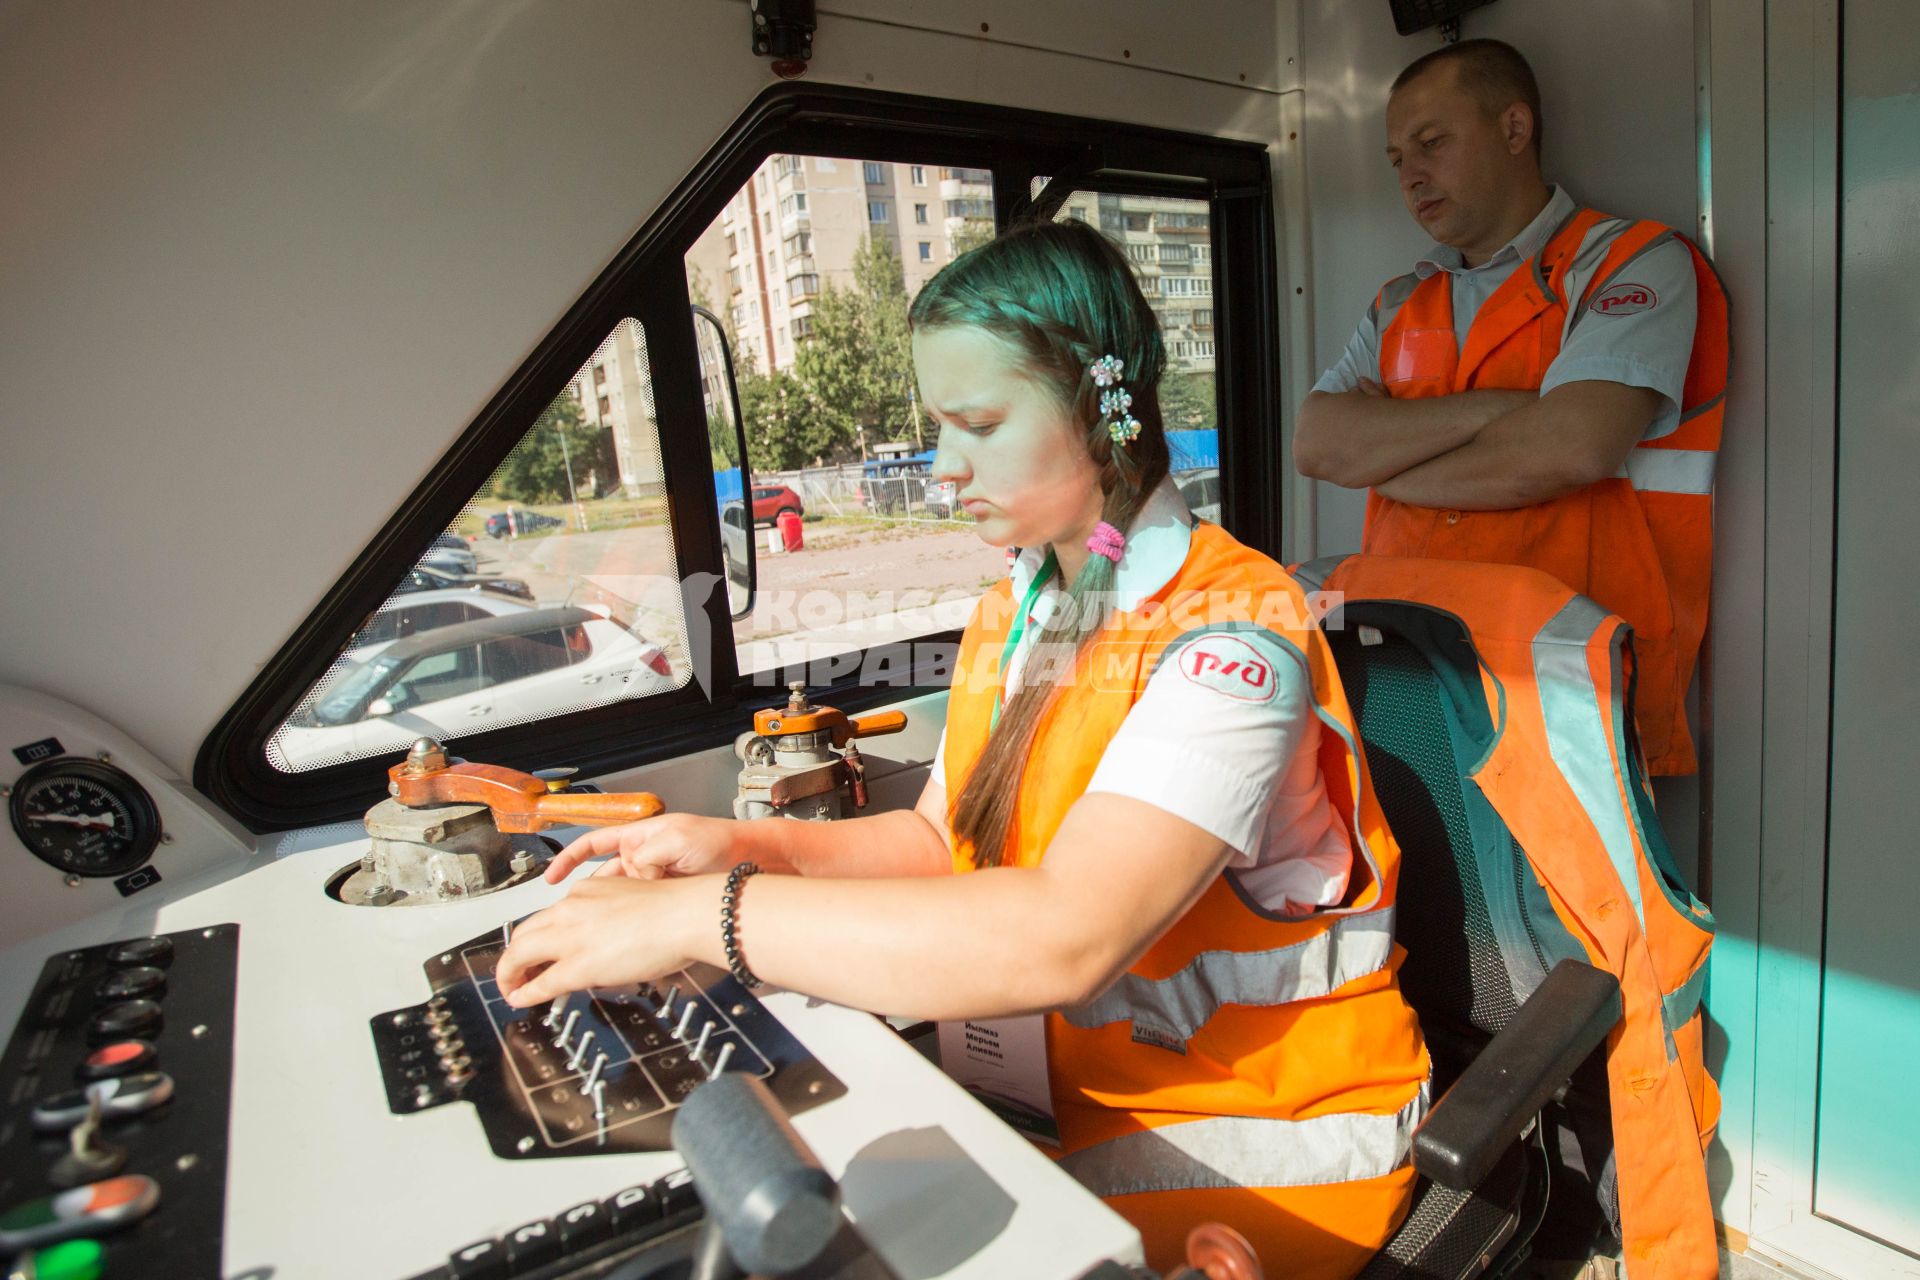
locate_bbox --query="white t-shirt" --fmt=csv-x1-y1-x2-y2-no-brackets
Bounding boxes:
1313,185,1699,440
931,478,1354,913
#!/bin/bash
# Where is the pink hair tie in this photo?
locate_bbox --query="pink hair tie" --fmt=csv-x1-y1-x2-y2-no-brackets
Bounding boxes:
1087,521,1126,564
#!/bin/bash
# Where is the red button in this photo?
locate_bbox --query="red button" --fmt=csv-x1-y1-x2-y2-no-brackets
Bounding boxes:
77,1039,156,1082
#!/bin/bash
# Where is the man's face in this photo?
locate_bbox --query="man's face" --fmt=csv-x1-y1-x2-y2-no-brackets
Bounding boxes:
1385,63,1531,254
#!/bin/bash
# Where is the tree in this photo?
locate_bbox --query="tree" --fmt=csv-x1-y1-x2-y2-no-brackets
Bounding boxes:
791,233,918,455
707,411,740,471
950,217,995,257
1160,365,1216,431
737,367,832,471
493,393,606,504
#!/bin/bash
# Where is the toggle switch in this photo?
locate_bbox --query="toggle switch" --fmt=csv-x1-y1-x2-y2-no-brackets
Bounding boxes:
32,1074,175,1132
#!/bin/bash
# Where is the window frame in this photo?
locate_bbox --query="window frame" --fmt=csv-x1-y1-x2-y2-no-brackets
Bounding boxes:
198,83,1281,831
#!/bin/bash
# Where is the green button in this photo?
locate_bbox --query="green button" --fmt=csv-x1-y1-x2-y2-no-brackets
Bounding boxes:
20,1240,104,1280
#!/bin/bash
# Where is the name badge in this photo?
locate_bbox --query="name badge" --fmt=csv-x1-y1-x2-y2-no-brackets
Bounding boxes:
936,1015,1060,1147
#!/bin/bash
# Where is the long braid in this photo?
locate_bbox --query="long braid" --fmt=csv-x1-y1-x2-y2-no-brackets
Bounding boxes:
910,218,1172,868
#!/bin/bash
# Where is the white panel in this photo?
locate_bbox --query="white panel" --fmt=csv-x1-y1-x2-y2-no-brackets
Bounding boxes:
0,0,1283,780
822,0,1296,92
1296,0,1701,557
0,825,1141,1279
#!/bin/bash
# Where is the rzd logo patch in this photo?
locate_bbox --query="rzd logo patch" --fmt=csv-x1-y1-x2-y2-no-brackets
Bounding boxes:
1178,635,1279,704
1590,282,1659,316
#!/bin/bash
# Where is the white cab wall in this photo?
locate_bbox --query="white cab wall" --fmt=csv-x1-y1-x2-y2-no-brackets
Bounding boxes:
1294,0,1702,558
0,0,1284,777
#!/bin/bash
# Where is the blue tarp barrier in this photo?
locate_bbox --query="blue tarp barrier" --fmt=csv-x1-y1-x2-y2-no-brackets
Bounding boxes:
1167,428,1218,471
713,467,743,504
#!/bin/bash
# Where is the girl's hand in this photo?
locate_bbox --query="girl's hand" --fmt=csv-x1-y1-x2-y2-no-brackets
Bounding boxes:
545,812,748,883
496,876,709,1007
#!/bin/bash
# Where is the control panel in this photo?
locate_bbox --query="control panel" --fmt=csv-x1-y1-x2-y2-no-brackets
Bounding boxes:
0,926,236,1278
372,923,845,1158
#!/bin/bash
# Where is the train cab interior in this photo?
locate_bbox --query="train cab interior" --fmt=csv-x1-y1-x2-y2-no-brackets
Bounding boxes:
3,0,1915,1277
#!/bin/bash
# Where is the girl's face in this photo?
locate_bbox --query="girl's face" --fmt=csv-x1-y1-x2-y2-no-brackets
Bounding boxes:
915,325,1104,552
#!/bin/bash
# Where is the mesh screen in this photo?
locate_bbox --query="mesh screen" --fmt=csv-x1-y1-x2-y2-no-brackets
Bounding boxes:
1331,634,1520,1035
1355,1144,1527,1280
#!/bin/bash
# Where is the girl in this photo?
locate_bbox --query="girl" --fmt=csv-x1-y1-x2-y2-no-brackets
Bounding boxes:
496,218,1428,1278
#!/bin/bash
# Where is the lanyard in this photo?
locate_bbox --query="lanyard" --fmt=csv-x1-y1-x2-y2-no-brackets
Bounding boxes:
991,550,1058,731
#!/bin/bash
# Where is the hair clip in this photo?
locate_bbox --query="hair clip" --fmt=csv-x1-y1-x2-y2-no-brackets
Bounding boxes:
1089,354,1141,444
1087,521,1126,564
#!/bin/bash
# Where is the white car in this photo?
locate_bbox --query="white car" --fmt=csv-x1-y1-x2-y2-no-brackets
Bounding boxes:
272,606,677,771
419,532,480,577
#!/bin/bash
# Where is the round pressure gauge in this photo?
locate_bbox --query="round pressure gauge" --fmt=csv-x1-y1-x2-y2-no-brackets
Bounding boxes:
7,757,162,879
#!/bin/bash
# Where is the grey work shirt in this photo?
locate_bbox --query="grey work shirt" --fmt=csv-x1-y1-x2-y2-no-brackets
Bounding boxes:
1312,186,1699,439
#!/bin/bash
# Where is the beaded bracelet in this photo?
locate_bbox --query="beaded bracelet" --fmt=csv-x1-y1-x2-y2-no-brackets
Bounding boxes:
720,861,763,990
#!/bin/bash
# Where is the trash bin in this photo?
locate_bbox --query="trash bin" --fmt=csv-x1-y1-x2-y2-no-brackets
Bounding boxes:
777,508,804,552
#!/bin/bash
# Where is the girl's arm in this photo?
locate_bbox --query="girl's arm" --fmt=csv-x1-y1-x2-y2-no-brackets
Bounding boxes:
543,772,954,881
498,792,1233,1021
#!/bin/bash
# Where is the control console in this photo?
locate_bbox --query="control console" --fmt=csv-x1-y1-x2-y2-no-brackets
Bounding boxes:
0,925,237,1277
372,922,845,1158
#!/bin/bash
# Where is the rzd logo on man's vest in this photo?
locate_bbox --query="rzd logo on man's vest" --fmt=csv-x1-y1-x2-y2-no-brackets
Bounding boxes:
1590,281,1658,315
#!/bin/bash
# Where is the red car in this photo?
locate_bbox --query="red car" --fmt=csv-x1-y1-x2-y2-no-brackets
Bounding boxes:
749,484,804,526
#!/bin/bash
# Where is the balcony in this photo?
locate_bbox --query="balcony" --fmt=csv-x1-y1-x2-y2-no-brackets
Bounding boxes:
1153,212,1211,234
784,254,817,281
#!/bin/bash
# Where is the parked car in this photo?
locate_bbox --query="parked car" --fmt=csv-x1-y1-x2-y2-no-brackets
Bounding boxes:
346,588,533,658
393,564,535,602
720,501,751,581
483,509,565,538
748,484,803,527
275,606,676,769
420,531,479,576
860,459,939,515
1175,466,1221,523
923,478,958,519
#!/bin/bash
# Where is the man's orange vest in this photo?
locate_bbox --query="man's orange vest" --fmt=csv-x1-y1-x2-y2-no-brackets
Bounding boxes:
1366,207,1730,775
1301,553,1721,1280
942,524,1429,1277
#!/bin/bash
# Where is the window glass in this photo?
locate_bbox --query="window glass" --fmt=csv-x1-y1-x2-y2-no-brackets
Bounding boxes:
1036,184,1221,513
684,153,1005,684
266,318,692,772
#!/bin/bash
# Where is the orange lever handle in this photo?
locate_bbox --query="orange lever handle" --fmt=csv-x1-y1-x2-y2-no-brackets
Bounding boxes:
387,761,665,834
836,710,908,746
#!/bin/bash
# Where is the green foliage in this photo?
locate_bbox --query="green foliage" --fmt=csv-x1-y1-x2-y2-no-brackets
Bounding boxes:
1159,365,1216,430
788,233,917,457
493,393,609,504
950,217,996,257
707,411,741,471
737,367,832,471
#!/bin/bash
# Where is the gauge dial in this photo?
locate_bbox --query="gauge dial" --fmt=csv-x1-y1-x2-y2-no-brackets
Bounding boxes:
7,757,161,878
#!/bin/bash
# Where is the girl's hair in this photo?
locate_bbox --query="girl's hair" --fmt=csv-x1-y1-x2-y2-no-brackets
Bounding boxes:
909,216,1172,869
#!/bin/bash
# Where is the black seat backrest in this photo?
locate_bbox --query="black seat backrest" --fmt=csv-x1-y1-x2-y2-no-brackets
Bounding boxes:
1324,603,1586,1080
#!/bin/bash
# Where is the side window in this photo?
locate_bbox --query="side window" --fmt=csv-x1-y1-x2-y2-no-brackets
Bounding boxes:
1047,188,1222,518
686,155,1005,683
480,629,572,684
266,318,693,773
385,648,483,711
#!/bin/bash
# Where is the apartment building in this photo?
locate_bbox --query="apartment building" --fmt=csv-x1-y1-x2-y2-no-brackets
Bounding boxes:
567,318,665,499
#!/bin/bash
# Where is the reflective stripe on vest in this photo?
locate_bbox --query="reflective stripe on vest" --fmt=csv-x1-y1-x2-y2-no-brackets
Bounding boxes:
1532,596,1646,929
1059,1084,1429,1197
1061,909,1398,1046
1619,448,1716,495
1663,959,1708,1034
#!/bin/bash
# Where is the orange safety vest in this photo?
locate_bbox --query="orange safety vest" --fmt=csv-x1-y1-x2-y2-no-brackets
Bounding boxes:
944,524,1430,1278
1366,207,1730,776
1302,553,1720,1280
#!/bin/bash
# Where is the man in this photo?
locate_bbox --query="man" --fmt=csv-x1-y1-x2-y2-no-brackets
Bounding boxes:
1295,39,1727,775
